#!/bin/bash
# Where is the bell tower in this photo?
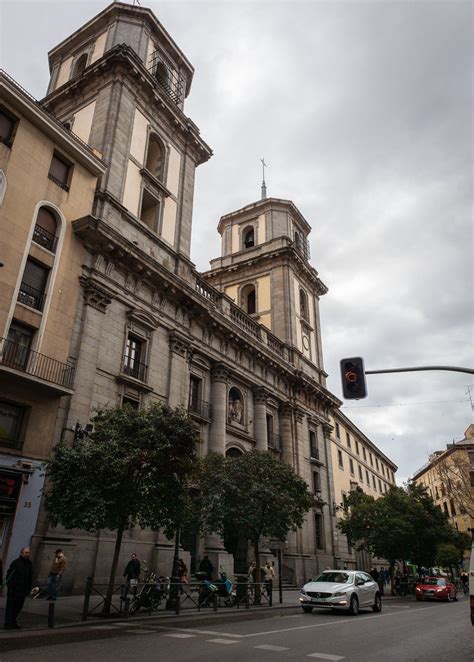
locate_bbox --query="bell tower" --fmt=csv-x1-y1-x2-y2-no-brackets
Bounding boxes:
203,196,328,381
41,1,211,272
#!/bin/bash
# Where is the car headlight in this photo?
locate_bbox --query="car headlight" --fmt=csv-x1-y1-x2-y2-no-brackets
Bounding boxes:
300,589,307,596
333,592,346,598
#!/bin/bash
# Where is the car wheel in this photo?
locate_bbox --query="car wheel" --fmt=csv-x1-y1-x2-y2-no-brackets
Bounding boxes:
372,593,382,613
302,606,313,613
348,595,359,616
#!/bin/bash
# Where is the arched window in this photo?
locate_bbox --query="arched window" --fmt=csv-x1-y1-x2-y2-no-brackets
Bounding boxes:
226,447,243,458
145,133,164,180
33,206,58,253
299,288,309,321
228,387,244,424
72,53,88,79
241,284,256,315
243,226,255,249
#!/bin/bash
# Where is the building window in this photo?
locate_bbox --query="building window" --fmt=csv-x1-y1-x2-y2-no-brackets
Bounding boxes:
0,106,19,147
122,396,140,410
228,387,243,424
441,483,446,496
241,284,256,315
381,464,385,476
372,475,377,490
443,502,449,516
365,469,370,485
189,375,201,413
18,258,49,311
337,450,343,469
33,206,59,253
5,321,34,369
299,289,309,321
349,458,354,476
375,457,379,471
155,60,169,88
378,478,383,492
362,447,367,461
314,513,325,550
243,226,255,249
48,152,72,191
312,471,321,493
145,133,165,180
450,499,456,516
139,188,160,231
0,401,26,450
369,453,373,466
358,464,363,481
266,413,276,449
346,432,351,449
72,52,88,78
123,335,147,381
335,422,340,438
355,441,360,455
309,430,318,459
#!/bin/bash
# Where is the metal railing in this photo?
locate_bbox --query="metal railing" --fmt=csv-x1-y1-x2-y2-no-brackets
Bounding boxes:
294,235,311,260
122,355,148,382
17,282,46,311
0,337,75,389
147,47,186,105
188,398,212,420
33,224,58,253
47,172,69,192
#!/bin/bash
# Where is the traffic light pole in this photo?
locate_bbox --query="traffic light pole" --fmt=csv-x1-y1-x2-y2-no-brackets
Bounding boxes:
365,365,474,376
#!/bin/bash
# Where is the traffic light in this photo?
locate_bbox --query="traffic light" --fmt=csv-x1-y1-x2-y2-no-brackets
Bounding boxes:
340,357,367,400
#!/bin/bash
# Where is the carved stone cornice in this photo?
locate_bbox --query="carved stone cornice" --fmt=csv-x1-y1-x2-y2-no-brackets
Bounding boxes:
295,406,306,423
322,422,334,436
253,387,269,405
279,402,294,419
211,362,230,383
79,276,113,313
126,308,159,331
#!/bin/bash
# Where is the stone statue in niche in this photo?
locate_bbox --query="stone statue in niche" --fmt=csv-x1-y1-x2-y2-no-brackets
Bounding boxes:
228,389,243,423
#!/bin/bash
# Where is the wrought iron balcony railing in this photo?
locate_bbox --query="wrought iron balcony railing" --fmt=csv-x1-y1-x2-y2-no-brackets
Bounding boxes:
147,47,185,106
188,398,212,420
47,173,69,192
294,235,311,261
122,355,148,382
32,224,58,253
0,338,75,389
17,282,46,312
310,445,321,461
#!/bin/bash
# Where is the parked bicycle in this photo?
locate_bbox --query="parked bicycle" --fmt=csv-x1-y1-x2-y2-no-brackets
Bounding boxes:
127,561,170,614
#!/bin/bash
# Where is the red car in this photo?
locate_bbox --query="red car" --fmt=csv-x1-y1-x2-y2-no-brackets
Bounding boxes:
415,577,457,602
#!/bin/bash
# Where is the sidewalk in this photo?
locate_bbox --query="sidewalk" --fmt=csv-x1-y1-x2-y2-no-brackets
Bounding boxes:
0,589,406,633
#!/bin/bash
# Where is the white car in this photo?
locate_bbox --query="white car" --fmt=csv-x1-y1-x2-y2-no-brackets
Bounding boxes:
299,570,382,616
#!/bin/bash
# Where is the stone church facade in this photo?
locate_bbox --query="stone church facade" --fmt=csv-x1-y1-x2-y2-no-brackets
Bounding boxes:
0,2,396,590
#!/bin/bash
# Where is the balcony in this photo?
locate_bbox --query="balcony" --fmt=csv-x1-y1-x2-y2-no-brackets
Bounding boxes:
122,355,148,383
188,398,212,421
310,445,324,465
147,47,185,106
0,338,75,392
17,282,46,312
268,433,281,451
294,235,311,261
32,224,58,253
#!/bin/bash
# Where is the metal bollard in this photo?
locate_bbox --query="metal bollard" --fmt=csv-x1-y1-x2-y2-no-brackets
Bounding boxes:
245,589,250,609
48,601,55,628
175,593,180,615
82,577,92,621
213,592,218,612
124,597,130,618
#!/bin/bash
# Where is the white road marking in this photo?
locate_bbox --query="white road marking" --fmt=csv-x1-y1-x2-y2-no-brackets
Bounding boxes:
155,625,242,638
163,633,196,639
207,638,240,645
255,644,290,651
307,654,345,661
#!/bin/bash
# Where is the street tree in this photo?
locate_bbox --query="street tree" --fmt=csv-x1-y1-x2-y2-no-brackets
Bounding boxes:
434,451,474,519
435,543,463,576
44,403,198,614
196,450,315,591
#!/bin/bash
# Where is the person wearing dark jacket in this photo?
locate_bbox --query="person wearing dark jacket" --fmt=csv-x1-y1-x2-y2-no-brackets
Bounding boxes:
122,553,141,600
4,547,33,630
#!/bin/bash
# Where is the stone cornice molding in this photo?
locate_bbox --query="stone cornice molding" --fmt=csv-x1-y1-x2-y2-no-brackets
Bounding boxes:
169,329,191,357
322,422,334,436
126,308,160,331
79,276,113,313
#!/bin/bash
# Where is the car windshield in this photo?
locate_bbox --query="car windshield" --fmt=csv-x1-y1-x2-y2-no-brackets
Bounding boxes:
422,578,446,586
314,572,351,584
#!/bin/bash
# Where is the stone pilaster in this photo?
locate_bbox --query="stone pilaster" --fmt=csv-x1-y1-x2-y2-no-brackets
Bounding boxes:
279,402,294,466
209,363,229,454
167,330,191,407
253,388,268,451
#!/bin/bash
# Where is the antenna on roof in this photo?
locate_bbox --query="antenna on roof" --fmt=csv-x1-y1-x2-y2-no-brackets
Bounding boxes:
260,157,268,199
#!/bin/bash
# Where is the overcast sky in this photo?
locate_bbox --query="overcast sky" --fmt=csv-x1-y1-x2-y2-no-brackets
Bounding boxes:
1,0,472,482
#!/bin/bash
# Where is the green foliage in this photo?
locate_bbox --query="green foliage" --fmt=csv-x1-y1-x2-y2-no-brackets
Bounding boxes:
338,483,462,568
435,543,463,569
196,450,315,545
44,403,198,538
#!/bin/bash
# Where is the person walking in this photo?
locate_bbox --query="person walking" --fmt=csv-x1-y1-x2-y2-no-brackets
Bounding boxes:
263,562,275,602
199,555,214,581
4,547,33,630
122,553,141,600
46,548,67,601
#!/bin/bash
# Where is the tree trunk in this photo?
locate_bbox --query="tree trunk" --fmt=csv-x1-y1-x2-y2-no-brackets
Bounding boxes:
102,525,125,616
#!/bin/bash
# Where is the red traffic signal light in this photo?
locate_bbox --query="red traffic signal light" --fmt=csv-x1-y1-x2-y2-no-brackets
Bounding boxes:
340,357,367,399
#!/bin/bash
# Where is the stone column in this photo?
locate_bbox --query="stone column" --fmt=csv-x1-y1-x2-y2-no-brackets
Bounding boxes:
253,388,268,451
279,403,294,466
322,421,338,563
167,330,191,407
209,363,229,454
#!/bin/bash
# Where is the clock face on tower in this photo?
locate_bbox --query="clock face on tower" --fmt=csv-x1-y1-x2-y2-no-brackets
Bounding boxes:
302,334,310,351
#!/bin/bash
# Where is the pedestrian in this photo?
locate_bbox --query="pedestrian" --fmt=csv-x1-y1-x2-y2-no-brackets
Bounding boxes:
264,561,275,601
178,559,188,583
4,547,33,630
122,553,141,600
46,548,67,601
199,555,214,581
370,567,380,583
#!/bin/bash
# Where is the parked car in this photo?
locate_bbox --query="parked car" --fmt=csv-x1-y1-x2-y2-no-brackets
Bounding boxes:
299,570,382,616
415,577,457,602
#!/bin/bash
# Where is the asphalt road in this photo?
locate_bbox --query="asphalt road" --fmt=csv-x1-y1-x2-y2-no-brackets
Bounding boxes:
1,597,472,661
